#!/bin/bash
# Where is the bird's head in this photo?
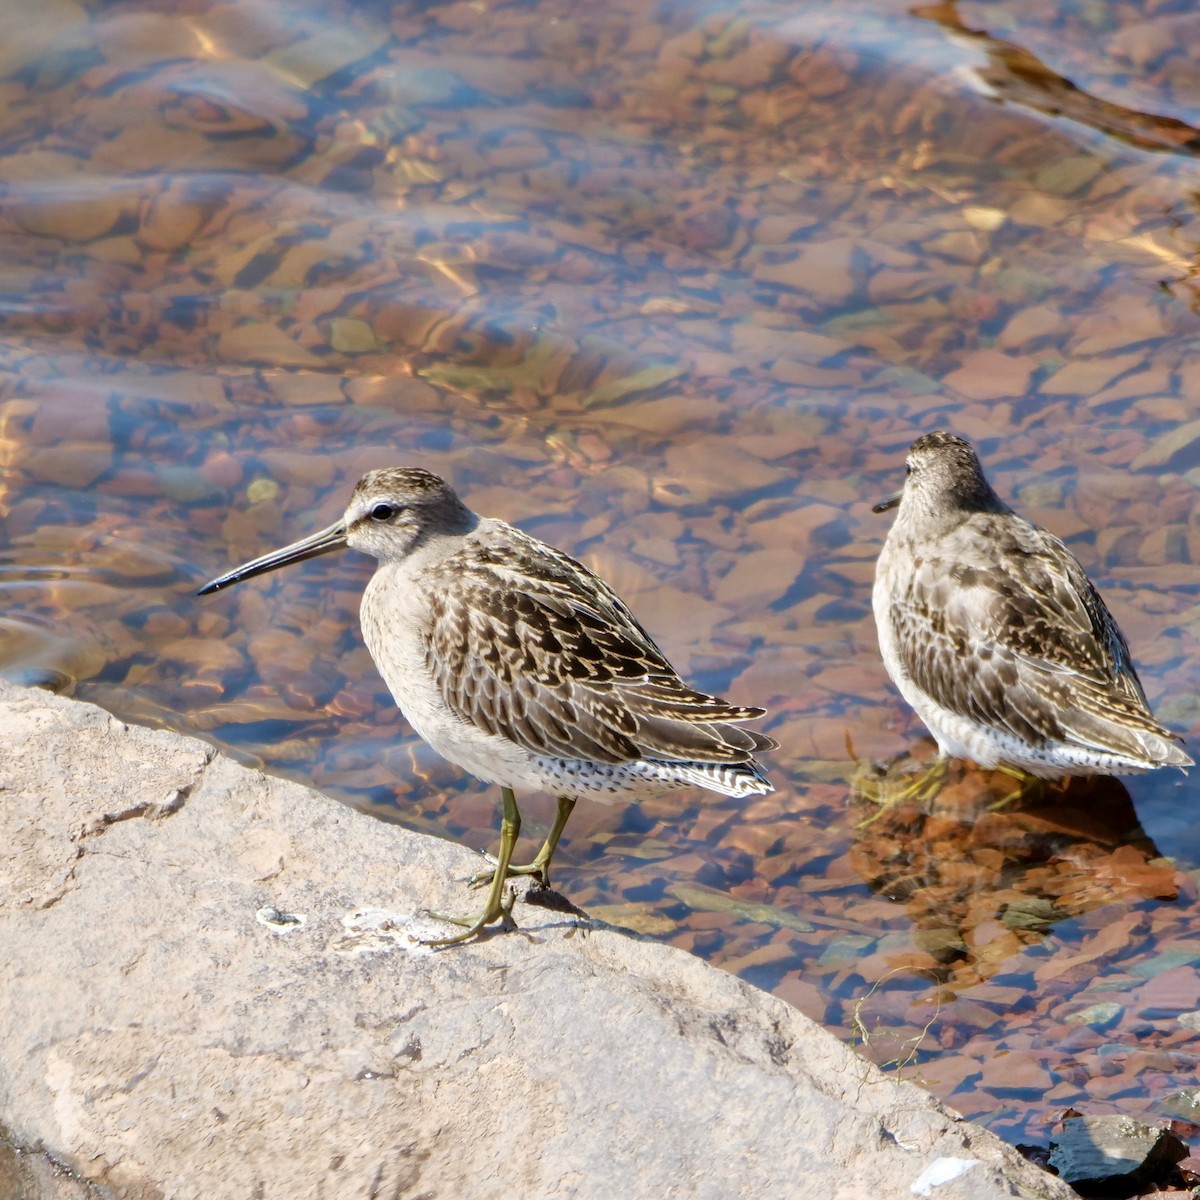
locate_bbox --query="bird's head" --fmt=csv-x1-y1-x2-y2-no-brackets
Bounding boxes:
874,430,1003,520
197,467,474,595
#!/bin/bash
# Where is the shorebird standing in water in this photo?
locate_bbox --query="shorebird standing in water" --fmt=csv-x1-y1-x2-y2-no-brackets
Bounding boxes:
200,467,776,945
872,431,1191,779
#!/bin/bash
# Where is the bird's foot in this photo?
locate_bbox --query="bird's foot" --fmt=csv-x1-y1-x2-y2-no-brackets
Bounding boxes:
421,886,518,947
467,848,549,890
853,755,949,826
986,765,1050,810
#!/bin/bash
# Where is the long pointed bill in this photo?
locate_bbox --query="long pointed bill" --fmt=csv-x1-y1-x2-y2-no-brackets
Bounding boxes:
872,492,902,514
197,519,348,596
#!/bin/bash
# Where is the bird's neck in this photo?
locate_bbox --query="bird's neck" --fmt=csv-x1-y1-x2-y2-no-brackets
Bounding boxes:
897,484,1011,539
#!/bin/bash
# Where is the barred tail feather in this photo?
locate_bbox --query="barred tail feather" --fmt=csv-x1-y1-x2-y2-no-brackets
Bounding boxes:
654,758,774,798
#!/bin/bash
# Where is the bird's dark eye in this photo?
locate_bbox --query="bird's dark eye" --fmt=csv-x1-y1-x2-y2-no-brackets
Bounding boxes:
905,464,913,477
371,503,396,522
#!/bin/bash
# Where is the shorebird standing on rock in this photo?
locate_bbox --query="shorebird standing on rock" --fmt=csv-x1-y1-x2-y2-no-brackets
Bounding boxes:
872,431,1191,780
200,467,776,945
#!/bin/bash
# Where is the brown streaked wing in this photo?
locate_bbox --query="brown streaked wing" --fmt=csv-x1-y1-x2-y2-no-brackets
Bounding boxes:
892,516,1167,747
420,529,769,765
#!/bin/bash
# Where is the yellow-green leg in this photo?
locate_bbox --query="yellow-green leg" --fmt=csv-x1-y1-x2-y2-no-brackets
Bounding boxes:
469,795,576,890
423,786,522,946
854,756,950,827
987,764,1049,810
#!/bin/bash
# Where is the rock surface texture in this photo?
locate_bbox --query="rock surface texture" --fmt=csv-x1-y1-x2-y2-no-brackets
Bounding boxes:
0,679,1074,1200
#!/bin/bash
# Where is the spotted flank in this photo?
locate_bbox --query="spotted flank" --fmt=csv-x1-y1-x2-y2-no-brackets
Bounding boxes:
531,753,774,799
872,431,1192,778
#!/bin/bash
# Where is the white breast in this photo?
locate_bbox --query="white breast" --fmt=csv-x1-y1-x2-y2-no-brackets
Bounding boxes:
358,563,534,788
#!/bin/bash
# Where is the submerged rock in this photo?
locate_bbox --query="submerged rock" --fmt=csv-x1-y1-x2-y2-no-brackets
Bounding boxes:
1048,1114,1188,1197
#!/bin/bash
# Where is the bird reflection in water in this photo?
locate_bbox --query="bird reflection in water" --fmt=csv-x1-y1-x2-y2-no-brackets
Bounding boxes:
849,745,1175,989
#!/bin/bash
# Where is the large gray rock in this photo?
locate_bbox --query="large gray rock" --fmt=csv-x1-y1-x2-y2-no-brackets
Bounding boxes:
0,680,1072,1199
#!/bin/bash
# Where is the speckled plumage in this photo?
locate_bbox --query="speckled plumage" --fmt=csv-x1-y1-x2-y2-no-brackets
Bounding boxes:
346,469,775,799
200,467,775,941
872,431,1191,777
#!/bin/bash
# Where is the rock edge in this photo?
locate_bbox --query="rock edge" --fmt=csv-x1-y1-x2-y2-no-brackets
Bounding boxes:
0,679,1073,1200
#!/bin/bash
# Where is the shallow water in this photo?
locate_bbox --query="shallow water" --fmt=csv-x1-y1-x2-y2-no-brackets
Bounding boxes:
3,0,1200,1145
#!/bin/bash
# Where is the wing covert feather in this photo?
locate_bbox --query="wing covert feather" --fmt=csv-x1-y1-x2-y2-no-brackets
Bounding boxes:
419,530,772,764
890,517,1168,750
